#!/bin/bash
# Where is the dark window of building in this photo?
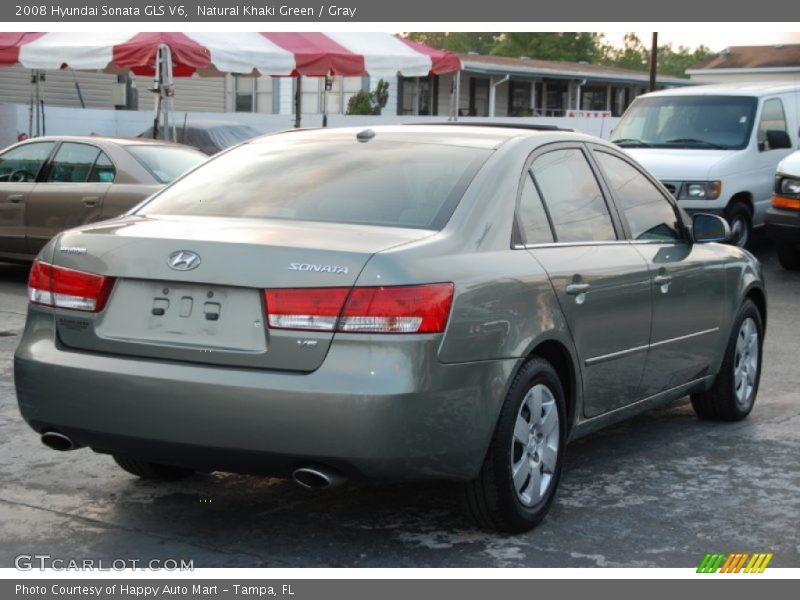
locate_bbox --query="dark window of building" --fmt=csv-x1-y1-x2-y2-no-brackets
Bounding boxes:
508,81,533,116
469,78,490,116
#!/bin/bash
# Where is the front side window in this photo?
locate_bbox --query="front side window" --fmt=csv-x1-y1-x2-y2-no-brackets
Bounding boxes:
531,148,616,243
757,98,788,151
47,143,101,183
0,142,55,182
595,151,681,241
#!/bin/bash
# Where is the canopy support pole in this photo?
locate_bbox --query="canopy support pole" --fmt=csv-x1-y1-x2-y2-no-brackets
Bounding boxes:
294,76,302,128
322,75,330,128
451,71,461,121
151,44,176,141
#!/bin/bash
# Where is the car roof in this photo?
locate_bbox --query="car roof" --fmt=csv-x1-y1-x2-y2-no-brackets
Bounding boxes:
171,120,260,129
640,82,800,98
21,135,195,148
251,124,605,150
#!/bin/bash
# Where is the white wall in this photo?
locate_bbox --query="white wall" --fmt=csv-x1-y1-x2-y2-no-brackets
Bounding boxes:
689,71,800,84
0,102,621,151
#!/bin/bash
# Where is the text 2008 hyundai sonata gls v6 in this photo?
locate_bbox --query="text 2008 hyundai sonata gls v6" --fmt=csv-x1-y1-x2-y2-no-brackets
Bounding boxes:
14,125,766,532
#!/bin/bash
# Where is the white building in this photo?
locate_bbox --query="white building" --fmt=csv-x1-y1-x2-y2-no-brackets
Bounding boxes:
687,44,800,84
0,54,690,122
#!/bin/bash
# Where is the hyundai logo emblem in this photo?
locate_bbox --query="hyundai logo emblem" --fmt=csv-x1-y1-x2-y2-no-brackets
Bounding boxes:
167,250,201,271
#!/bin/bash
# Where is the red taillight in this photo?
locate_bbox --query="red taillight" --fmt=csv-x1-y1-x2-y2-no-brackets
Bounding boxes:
28,259,115,313
264,287,350,331
264,283,454,334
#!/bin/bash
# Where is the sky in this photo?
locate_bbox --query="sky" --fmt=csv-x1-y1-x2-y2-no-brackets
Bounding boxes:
602,30,800,51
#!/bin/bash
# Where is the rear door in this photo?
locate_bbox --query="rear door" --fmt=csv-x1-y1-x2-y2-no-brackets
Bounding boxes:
26,142,112,254
753,96,796,225
0,141,55,256
524,144,653,418
590,146,726,396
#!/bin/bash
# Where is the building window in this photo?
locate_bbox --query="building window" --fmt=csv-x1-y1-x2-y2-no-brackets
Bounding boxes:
400,76,438,116
581,85,608,111
543,79,568,116
469,78,490,116
610,87,629,117
234,75,256,112
508,81,533,116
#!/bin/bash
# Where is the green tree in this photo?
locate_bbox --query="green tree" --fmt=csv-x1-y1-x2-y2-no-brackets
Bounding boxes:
598,34,715,78
491,33,606,62
346,79,390,115
404,32,715,79
599,33,648,71
404,32,499,55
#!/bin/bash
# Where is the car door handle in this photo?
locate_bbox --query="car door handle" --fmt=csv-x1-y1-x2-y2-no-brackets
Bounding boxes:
565,283,591,295
8,194,24,203
654,275,673,285
81,196,100,207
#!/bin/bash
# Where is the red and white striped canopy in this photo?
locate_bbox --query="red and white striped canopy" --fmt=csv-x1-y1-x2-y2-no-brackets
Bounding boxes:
0,32,461,77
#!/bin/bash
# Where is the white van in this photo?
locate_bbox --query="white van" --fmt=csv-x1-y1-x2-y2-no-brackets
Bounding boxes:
612,83,800,246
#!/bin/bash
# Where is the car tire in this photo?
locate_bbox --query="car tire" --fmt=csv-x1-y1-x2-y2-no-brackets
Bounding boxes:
776,242,800,270
725,203,752,248
113,455,195,481
690,299,763,421
461,357,566,533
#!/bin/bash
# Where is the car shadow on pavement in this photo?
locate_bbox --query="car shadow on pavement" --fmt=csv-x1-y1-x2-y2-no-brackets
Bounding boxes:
80,396,766,567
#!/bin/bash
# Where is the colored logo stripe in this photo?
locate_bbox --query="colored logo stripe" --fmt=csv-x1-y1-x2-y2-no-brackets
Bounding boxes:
697,552,773,573
697,553,726,573
745,553,773,573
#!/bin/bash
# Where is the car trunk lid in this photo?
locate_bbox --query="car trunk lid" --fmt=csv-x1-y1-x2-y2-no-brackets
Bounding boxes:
51,214,433,371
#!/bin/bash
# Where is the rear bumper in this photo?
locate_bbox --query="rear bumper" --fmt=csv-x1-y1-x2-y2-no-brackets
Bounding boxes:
15,307,518,481
765,206,800,244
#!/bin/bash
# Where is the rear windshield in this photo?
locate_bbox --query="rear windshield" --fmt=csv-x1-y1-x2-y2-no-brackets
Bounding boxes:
136,139,491,230
125,145,207,184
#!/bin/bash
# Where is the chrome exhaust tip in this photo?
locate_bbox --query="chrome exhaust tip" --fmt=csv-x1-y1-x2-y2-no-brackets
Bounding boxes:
40,431,79,451
292,466,345,490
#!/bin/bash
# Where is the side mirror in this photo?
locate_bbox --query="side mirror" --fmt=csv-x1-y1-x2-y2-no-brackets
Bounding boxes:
693,213,731,244
766,129,792,150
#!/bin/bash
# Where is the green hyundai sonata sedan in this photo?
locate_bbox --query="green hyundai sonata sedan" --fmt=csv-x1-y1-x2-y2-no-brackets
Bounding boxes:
14,125,766,532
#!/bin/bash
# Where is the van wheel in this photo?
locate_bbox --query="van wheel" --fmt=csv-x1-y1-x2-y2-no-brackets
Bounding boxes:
113,455,195,481
776,242,800,270
691,300,763,421
726,203,752,248
461,358,566,532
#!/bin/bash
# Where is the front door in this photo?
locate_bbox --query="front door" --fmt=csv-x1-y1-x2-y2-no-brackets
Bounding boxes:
591,148,726,397
525,145,653,417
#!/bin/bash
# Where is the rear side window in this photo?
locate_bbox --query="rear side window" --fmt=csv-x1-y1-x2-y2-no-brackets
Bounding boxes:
758,98,788,151
595,152,681,241
88,152,116,183
0,141,55,182
126,145,206,184
517,172,554,244
531,148,616,243
47,142,101,183
138,140,491,230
